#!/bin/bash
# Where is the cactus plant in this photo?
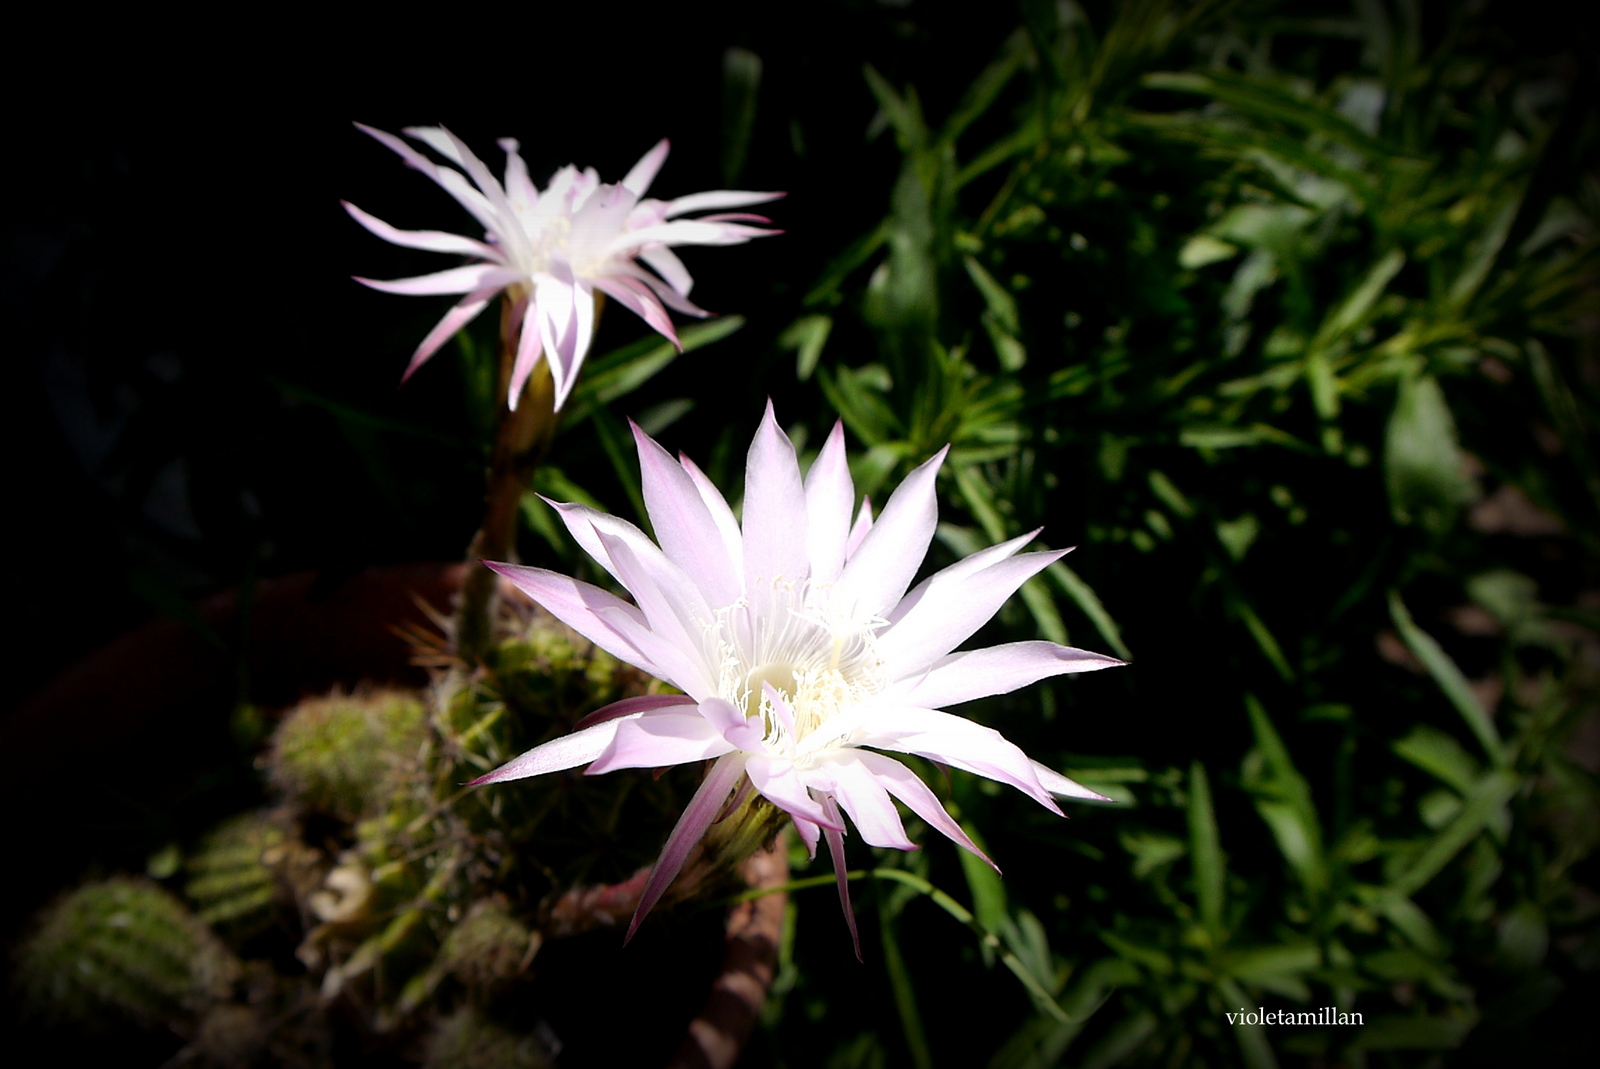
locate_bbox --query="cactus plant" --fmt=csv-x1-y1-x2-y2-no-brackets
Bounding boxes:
16,877,238,1027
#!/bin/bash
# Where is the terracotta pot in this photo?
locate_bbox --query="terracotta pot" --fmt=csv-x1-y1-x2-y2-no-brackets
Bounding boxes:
2,561,784,1069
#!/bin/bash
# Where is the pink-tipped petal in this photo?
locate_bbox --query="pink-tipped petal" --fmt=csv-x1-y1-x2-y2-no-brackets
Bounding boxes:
482,561,664,678
850,708,1062,816
342,201,498,259
804,421,856,585
609,219,777,255
505,295,545,409
792,814,822,861
354,123,500,235
820,792,862,961
591,530,717,698
356,264,519,296
585,711,736,774
678,453,744,572
622,139,671,197
664,190,786,217
851,750,998,871
876,548,1070,671
628,752,749,942
742,401,810,589
888,640,1125,707
572,694,697,732
836,446,948,617
631,421,741,607
469,715,645,786
400,288,497,382
639,245,694,296
593,276,681,348
1031,761,1115,802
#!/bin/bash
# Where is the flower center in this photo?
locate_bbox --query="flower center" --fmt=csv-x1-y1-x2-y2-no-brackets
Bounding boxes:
709,577,884,752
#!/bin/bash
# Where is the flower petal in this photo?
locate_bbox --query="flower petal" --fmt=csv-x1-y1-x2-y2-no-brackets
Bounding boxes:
482,561,665,678
698,697,764,751
742,401,810,589
821,752,917,850
1031,761,1114,803
804,421,855,585
468,714,645,786
746,755,839,829
572,694,697,732
497,137,539,212
850,751,997,871
820,792,862,961
848,707,1062,815
665,190,786,217
593,275,680,348
875,548,1069,671
506,295,545,409
400,287,497,383
678,453,745,574
631,422,742,607
887,640,1125,706
586,711,736,774
592,530,717,698
622,138,671,197
845,498,874,558
836,446,947,617
342,201,498,259
639,245,694,296
627,752,749,942
355,264,520,296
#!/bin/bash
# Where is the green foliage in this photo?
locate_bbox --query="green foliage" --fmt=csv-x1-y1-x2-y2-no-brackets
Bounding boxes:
755,1,1600,1065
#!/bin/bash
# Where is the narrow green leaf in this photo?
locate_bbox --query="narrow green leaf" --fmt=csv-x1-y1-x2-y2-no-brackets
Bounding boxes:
720,47,762,186
1048,562,1132,661
1311,249,1405,350
957,822,1009,938
1387,591,1504,763
563,315,745,427
778,314,834,381
589,408,646,527
1188,762,1225,934
1216,976,1282,1069
941,29,1027,144
1384,374,1477,534
1387,770,1519,898
863,65,925,152
1245,697,1328,897
1392,725,1481,794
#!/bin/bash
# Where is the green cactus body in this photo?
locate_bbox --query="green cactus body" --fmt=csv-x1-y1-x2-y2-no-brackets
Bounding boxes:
17,877,238,1027
185,812,285,931
266,690,428,820
437,898,539,990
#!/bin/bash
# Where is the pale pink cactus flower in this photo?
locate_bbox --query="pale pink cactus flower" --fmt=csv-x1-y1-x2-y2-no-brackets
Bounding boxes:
346,125,781,410
474,407,1122,950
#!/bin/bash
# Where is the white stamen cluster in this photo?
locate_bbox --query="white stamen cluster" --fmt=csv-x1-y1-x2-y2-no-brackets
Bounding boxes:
708,578,886,755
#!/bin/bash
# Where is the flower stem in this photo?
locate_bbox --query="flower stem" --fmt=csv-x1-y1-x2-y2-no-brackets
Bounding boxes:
454,292,559,663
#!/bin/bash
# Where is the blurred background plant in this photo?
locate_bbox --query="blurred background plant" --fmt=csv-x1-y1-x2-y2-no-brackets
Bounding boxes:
6,0,1598,1066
